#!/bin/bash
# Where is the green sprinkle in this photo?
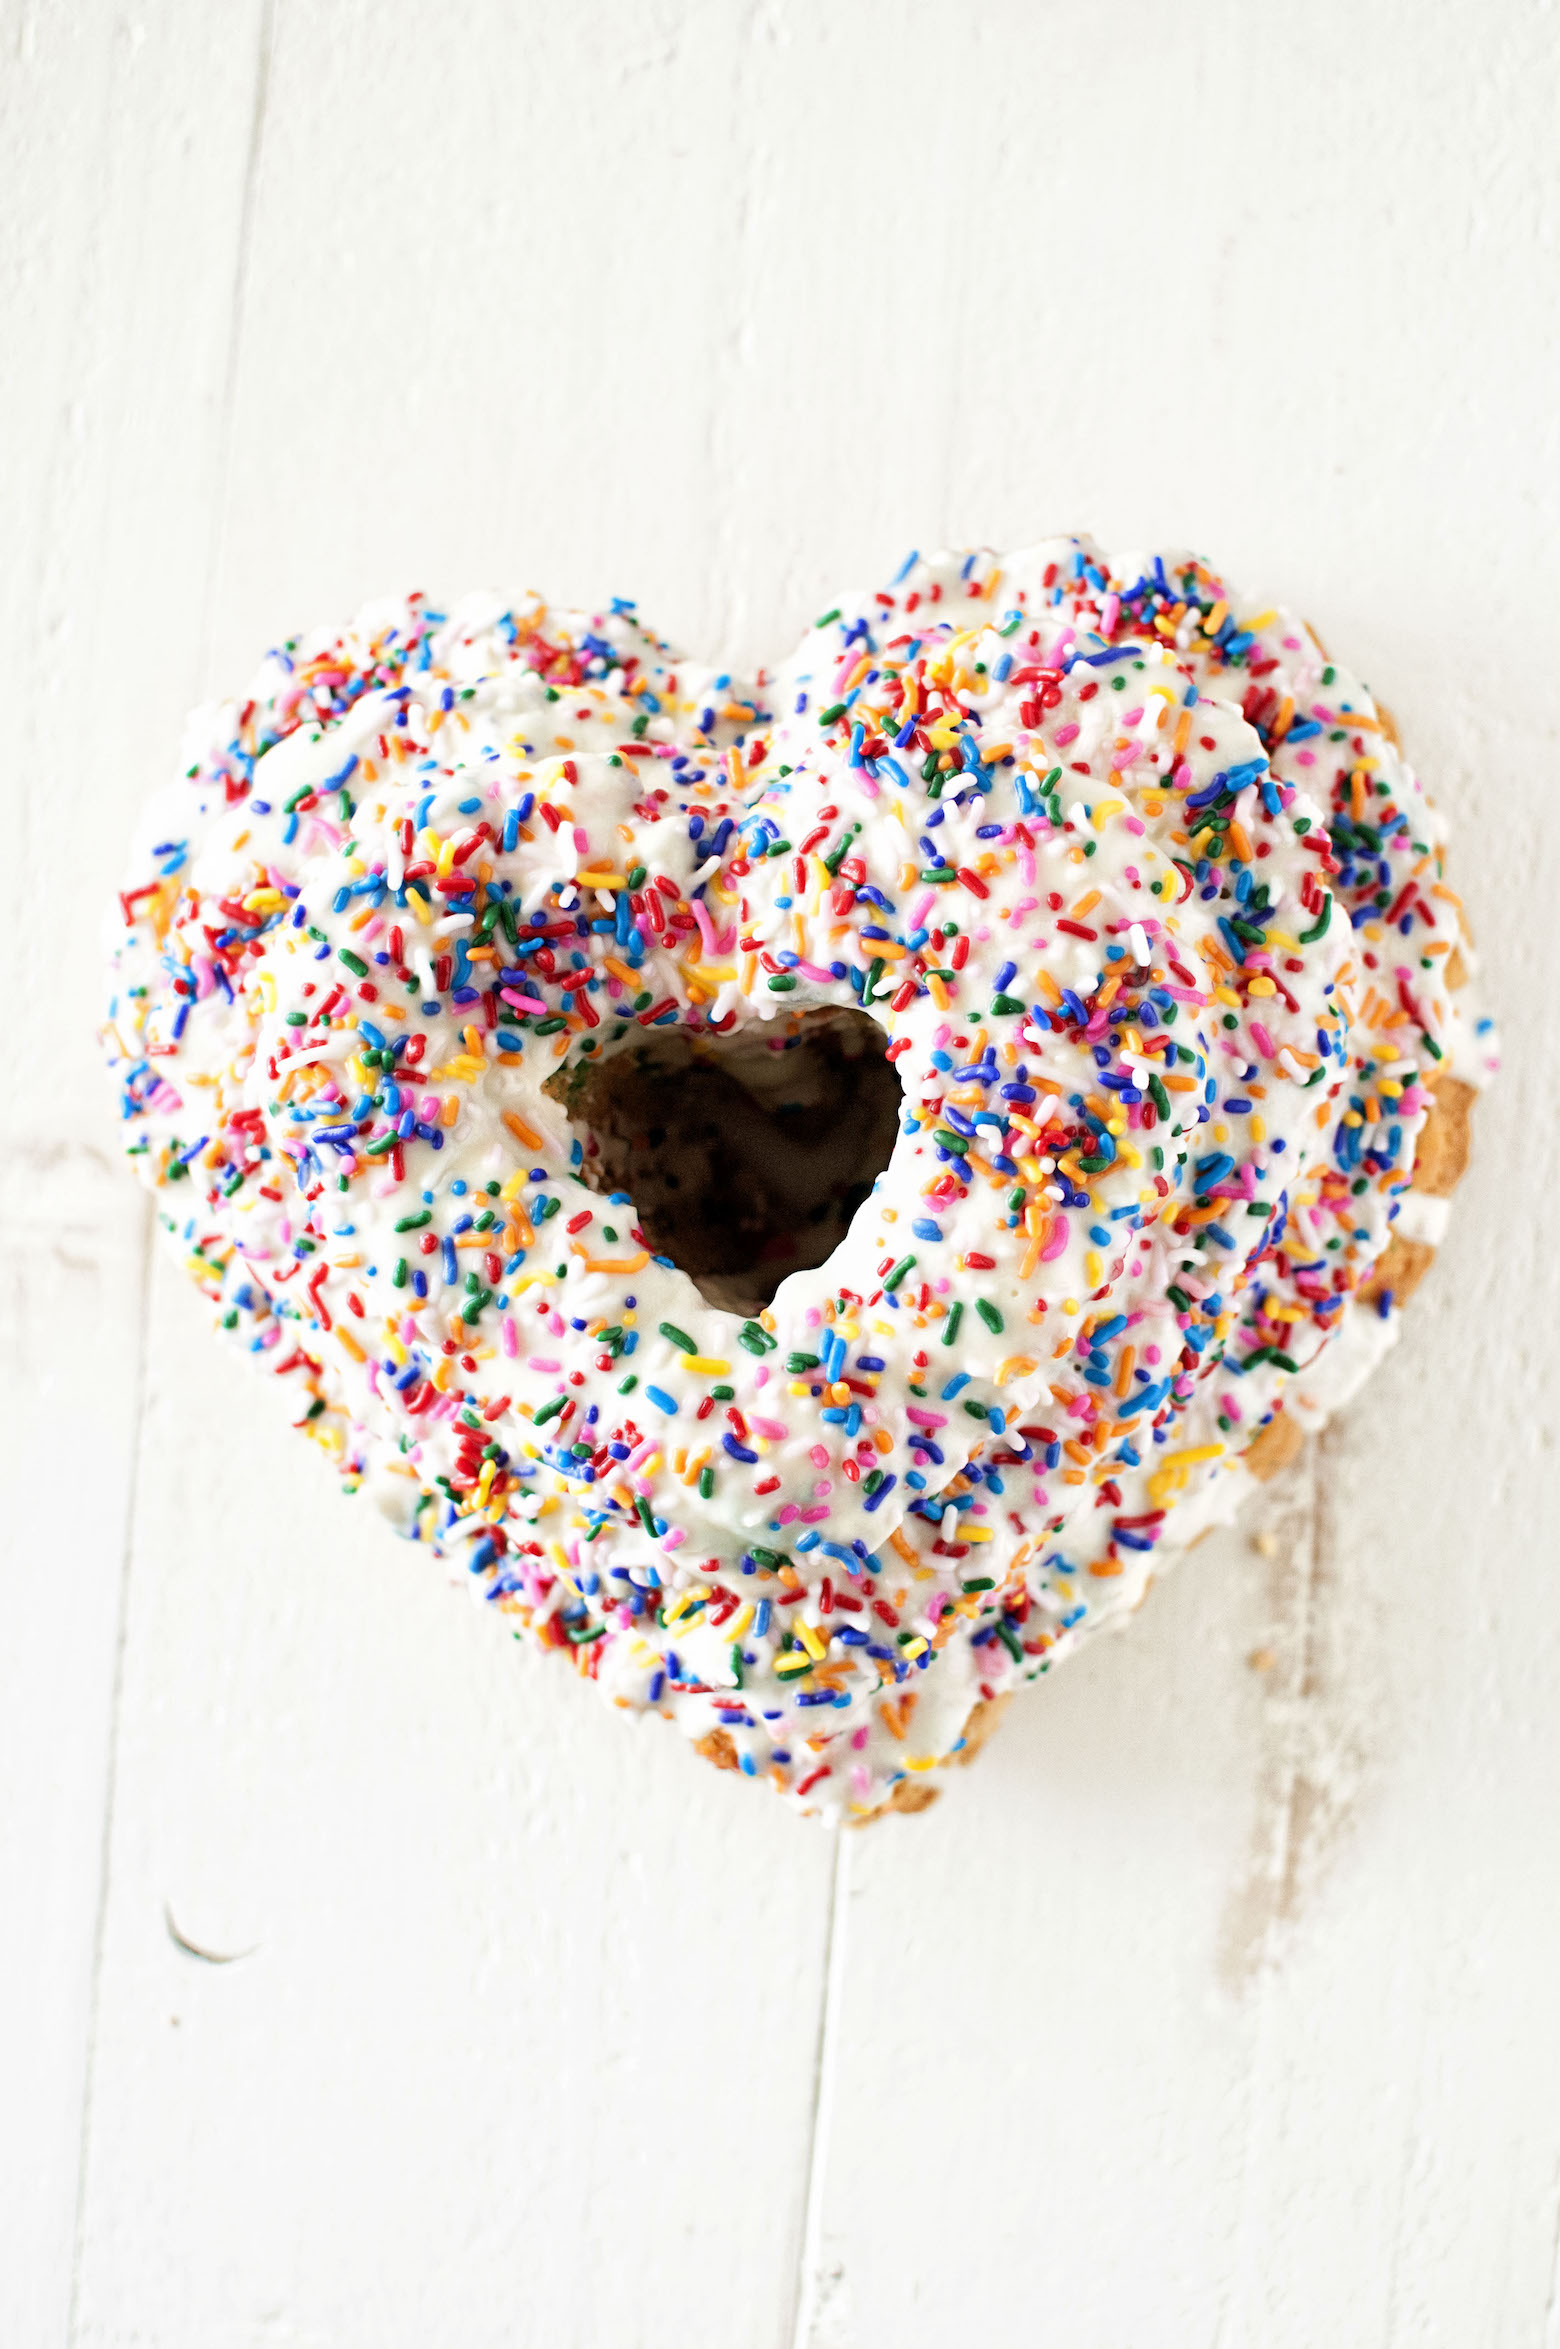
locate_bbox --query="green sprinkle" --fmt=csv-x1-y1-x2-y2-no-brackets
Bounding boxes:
941,1301,964,1346
990,994,1024,1016
659,1321,696,1353
1298,894,1332,943
975,1299,1004,1333
394,1210,431,1232
533,1395,566,1425
739,1321,776,1355
338,949,368,978
883,1254,916,1292
698,1466,715,1499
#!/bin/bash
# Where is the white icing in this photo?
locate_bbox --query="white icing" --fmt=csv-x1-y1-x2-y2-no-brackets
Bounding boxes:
103,543,1492,1818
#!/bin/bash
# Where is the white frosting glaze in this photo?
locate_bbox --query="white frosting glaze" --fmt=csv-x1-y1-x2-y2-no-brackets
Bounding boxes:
103,544,1496,1817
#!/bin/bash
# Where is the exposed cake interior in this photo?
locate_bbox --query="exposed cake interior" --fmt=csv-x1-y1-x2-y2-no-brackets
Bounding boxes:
548,1008,901,1316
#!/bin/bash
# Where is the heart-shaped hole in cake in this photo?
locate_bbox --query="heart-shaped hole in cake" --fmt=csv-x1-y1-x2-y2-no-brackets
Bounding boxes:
546,1008,902,1317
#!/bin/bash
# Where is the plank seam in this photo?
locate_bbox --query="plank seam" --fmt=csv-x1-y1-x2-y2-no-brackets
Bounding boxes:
63,1201,152,2349
786,1828,851,2349
198,0,277,691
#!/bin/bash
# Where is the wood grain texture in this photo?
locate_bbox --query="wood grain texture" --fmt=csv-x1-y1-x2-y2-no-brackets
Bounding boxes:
0,4,268,2340
3,1,1556,2343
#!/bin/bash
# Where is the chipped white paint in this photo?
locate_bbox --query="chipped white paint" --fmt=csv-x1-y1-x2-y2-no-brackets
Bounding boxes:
3,2,1557,2343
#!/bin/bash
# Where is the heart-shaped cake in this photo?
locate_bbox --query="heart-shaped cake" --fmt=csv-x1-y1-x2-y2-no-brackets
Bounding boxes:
103,541,1496,1818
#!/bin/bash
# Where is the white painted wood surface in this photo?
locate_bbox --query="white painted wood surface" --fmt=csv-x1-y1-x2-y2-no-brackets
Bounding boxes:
4,4,1556,2342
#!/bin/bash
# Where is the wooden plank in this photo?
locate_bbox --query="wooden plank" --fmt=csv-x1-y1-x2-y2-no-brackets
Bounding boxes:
776,2,1560,2341
0,5,271,2342
69,4,837,2342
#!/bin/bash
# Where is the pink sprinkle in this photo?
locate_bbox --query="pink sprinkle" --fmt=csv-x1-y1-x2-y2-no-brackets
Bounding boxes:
572,826,590,853
659,1528,687,1550
501,1317,518,1357
1054,722,1081,746
752,1416,788,1441
775,1503,802,1526
800,1503,831,1522
810,1446,830,1467
527,1355,560,1373
691,899,719,954
501,987,548,1015
1251,1021,1277,1059
1041,1222,1069,1262
906,1406,948,1429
